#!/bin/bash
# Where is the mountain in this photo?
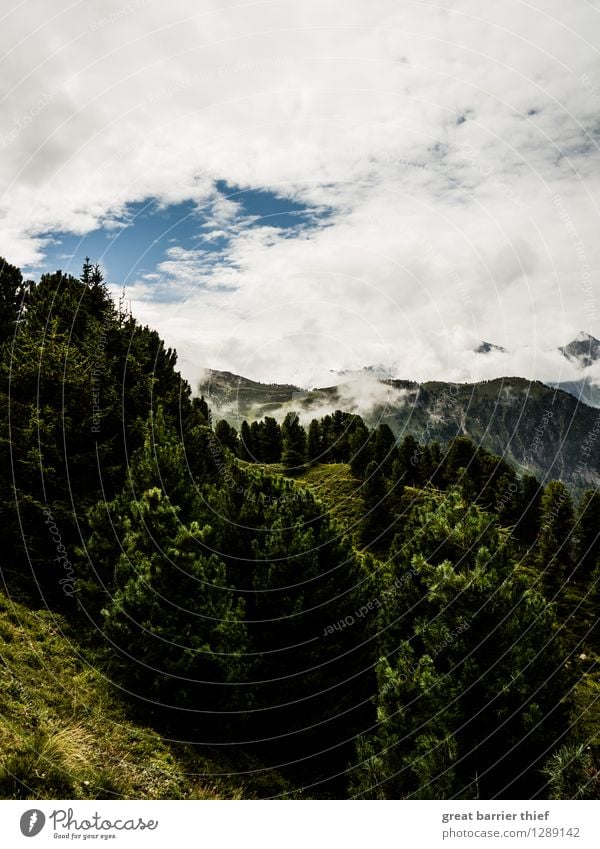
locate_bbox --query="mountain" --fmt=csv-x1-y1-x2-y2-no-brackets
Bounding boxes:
201,369,600,490
559,331,600,368
548,377,600,409
471,332,600,409
200,369,302,418
476,341,507,354
550,332,600,408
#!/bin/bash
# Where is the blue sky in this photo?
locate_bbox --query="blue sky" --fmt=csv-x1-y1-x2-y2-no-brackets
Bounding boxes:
1,0,599,388
24,185,327,289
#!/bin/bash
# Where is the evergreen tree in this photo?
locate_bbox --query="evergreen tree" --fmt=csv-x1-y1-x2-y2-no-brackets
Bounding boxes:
0,257,25,347
396,434,422,486
514,473,542,548
101,487,247,729
239,420,254,462
537,480,575,594
281,412,306,472
373,423,397,476
360,460,392,547
80,256,93,285
349,419,372,478
261,416,282,463
351,492,572,799
194,395,211,425
574,490,600,582
250,421,263,462
544,744,600,800
215,419,239,453
443,436,481,491
307,419,322,463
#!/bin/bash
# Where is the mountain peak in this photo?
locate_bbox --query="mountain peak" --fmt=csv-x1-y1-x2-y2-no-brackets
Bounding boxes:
574,330,597,343
559,331,600,369
475,341,507,354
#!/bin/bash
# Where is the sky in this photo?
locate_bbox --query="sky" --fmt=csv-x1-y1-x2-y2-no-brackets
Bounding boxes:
1,0,600,389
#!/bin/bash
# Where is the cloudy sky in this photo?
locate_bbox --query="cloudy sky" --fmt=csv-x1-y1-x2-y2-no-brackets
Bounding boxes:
1,0,600,388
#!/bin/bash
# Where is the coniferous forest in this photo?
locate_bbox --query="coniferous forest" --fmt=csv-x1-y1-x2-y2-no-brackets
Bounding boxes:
0,256,599,800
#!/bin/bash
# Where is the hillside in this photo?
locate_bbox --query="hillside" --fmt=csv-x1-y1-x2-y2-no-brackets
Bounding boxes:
203,371,600,490
0,593,252,800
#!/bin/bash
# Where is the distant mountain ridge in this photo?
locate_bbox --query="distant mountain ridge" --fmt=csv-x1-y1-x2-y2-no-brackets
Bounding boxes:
200,369,600,491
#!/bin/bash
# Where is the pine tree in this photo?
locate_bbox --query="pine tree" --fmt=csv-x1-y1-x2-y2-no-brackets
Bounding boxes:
360,460,392,547
215,419,239,453
396,434,421,486
0,257,25,347
574,490,600,582
250,421,263,462
261,416,282,463
515,473,542,547
239,420,254,462
281,412,306,472
351,492,572,799
101,487,247,726
373,423,397,476
348,419,372,478
537,480,575,595
80,256,93,285
307,419,322,464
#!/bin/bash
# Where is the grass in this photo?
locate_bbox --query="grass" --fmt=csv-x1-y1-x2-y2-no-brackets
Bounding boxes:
0,592,256,800
254,462,365,538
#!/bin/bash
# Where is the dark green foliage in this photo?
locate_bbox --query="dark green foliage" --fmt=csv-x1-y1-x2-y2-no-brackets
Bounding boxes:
348,419,372,477
261,416,282,462
544,744,600,800
538,480,575,595
350,490,572,799
395,434,422,486
360,460,392,548
239,420,254,462
215,418,239,453
0,256,25,347
307,418,322,463
514,473,543,547
101,487,247,717
1,255,599,801
281,411,307,472
575,490,600,582
442,436,481,489
373,423,397,476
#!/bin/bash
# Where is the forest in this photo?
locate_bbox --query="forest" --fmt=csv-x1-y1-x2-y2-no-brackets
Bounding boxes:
0,256,598,800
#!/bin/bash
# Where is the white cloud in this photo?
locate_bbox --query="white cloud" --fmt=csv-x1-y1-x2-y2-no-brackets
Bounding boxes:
1,0,599,386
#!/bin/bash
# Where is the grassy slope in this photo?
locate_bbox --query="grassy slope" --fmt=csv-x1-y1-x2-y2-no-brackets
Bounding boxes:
0,593,253,800
261,462,365,539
